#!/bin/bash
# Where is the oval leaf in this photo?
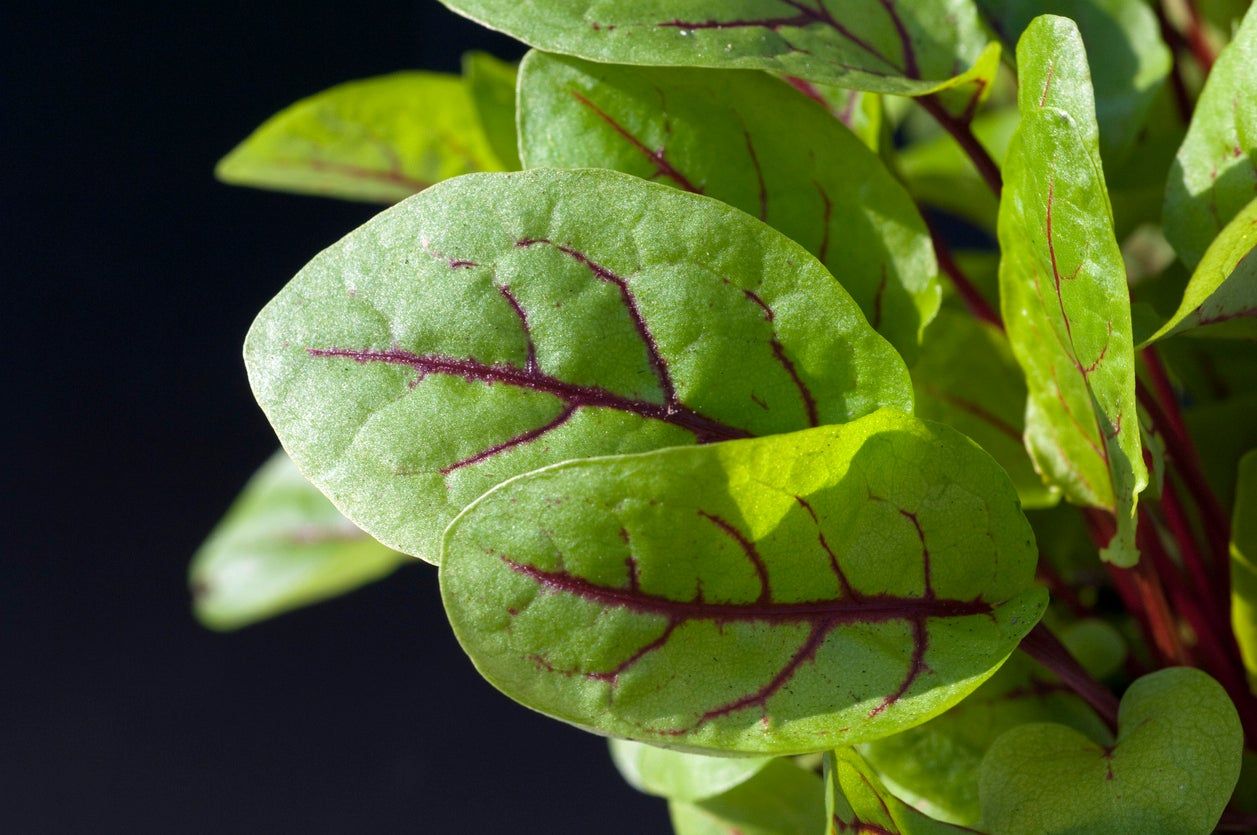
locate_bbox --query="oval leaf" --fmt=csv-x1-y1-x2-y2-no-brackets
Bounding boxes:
998,15,1146,566
517,52,940,358
1164,5,1257,268
609,738,772,801
978,667,1243,835
189,451,406,630
217,72,504,203
245,169,911,562
439,0,998,116
441,410,1047,754
824,748,972,833
669,759,825,835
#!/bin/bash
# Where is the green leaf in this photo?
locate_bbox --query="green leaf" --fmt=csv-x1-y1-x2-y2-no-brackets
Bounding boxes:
825,748,973,833
912,309,1058,510
669,759,824,835
859,634,1113,825
1232,449,1257,690
976,0,1171,164
216,72,504,203
440,410,1046,754
439,0,1000,117
517,52,940,358
788,81,883,151
462,51,522,170
1164,5,1257,268
245,169,910,563
609,738,771,801
998,15,1147,566
978,667,1243,835
1184,391,1257,509
189,451,406,630
1145,196,1257,343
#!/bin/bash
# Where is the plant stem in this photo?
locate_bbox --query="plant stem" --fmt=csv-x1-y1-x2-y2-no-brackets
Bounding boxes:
1020,623,1119,732
1181,0,1216,74
917,95,1003,196
1152,0,1197,122
926,221,1003,327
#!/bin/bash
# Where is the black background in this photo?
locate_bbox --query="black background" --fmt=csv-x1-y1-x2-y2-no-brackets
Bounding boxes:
5,3,669,831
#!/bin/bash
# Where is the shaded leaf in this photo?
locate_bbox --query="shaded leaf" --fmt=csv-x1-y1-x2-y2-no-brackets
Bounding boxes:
669,759,824,835
189,451,406,630
998,15,1146,566
825,748,974,833
1163,3,1257,268
439,0,1000,118
1232,449,1257,690
463,51,522,169
1145,196,1257,343
245,169,910,562
217,72,504,203
912,309,1058,510
440,410,1046,754
1184,391,1257,509
517,52,940,357
978,667,1243,834
609,738,771,801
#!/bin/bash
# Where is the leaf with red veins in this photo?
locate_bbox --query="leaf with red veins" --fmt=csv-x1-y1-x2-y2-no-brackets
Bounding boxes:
246,169,910,563
518,52,940,360
441,410,1045,754
998,17,1146,565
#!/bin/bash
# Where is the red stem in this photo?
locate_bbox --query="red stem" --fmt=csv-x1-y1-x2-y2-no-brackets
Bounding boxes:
1020,623,1119,732
917,95,1003,196
926,221,1003,327
1181,0,1216,74
1036,560,1091,618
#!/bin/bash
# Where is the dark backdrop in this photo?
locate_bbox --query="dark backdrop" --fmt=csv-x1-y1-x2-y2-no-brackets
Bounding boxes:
4,3,669,831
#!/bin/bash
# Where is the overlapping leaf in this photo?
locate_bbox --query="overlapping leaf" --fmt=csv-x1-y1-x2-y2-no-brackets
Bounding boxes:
217,72,504,203
1164,5,1257,268
668,760,824,835
189,451,406,630
1232,450,1257,690
824,748,971,833
463,51,522,169
439,0,1000,118
518,52,940,357
786,80,883,151
1145,196,1257,343
245,169,911,562
978,667,1243,834
441,410,1046,754
609,738,771,801
998,16,1146,565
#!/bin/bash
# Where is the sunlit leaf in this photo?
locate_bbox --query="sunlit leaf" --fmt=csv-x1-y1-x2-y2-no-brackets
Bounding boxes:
441,410,1046,753
609,738,771,801
246,169,910,562
669,759,824,835
825,748,972,833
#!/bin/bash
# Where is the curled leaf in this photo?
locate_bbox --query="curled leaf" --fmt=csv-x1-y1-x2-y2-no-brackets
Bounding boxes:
609,738,771,801
825,748,973,833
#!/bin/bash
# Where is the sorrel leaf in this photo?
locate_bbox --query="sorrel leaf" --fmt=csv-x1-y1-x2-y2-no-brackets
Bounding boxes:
1145,196,1257,343
440,410,1046,754
245,169,911,563
978,667,1243,834
189,451,406,630
438,0,999,118
912,310,1057,510
824,748,972,833
609,738,771,801
216,72,504,203
976,0,1170,164
791,82,882,151
1163,5,1257,268
1232,450,1257,690
998,15,1146,566
859,629,1115,825
517,52,940,357
668,759,824,835
463,51,522,169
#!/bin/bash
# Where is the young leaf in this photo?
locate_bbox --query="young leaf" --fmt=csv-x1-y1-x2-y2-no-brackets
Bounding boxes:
216,72,504,203
1144,196,1257,343
439,0,1000,118
786,81,883,151
824,748,973,833
976,0,1171,164
462,51,522,169
245,169,911,563
998,15,1147,566
440,410,1047,754
609,738,771,801
859,637,1114,825
669,759,824,835
977,667,1243,835
517,52,940,358
912,310,1058,510
1232,450,1257,690
189,451,406,630
1163,5,1257,268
